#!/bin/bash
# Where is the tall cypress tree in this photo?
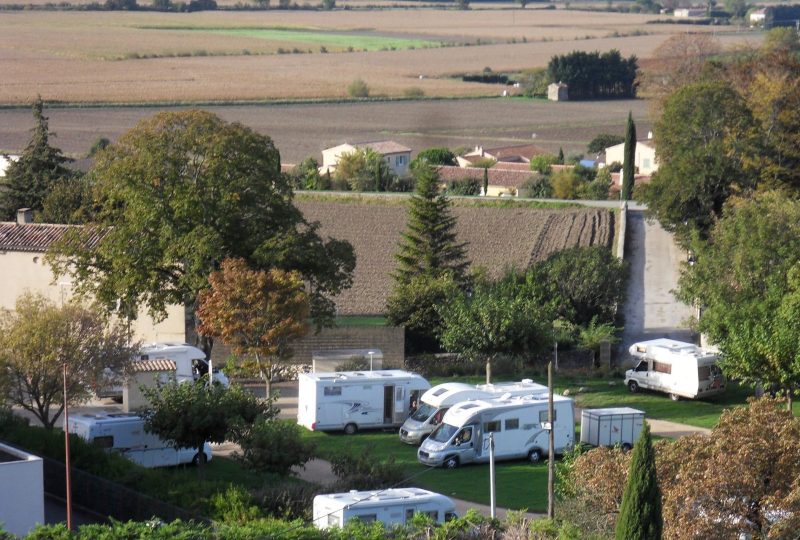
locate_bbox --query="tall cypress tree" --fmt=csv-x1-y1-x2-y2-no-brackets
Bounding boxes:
393,164,470,285
621,111,636,201
615,422,663,540
0,97,73,221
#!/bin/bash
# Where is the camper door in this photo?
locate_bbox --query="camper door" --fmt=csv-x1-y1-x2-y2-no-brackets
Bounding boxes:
393,386,406,423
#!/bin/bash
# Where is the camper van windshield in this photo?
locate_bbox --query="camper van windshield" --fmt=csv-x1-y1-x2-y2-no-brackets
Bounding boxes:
429,423,458,443
410,403,436,422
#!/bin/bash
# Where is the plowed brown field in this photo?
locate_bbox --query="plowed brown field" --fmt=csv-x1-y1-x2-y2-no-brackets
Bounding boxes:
296,197,614,314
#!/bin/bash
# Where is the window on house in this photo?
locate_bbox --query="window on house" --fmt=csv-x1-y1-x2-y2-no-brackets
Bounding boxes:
643,158,651,169
396,155,407,166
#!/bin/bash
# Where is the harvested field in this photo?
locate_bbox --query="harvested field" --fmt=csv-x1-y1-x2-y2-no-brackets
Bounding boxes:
0,10,760,104
296,196,614,314
0,98,653,163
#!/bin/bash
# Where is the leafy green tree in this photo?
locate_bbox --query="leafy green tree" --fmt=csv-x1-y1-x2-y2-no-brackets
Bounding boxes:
411,147,456,168
393,164,469,286
548,50,638,100
556,147,565,164
334,148,394,192
621,112,636,201
550,169,582,199
0,293,136,429
438,275,555,383
533,246,627,326
640,81,756,241
0,97,74,221
197,258,310,398
445,177,481,196
530,154,556,174
141,380,275,476
583,168,612,200
587,133,624,155
723,0,747,18
615,422,662,540
578,317,620,365
40,175,93,224
86,136,110,158
290,157,323,190
386,272,459,354
677,192,800,408
47,110,354,355
236,419,315,475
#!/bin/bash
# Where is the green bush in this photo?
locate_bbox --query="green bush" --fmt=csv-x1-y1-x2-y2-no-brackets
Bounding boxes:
208,485,262,523
236,419,315,476
347,78,370,98
252,483,319,521
330,450,404,491
446,177,481,196
530,154,557,174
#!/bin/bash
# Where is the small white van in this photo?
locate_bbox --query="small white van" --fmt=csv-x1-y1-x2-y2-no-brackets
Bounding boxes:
418,393,574,468
399,379,547,444
68,413,212,468
625,339,725,400
298,370,431,434
312,488,457,529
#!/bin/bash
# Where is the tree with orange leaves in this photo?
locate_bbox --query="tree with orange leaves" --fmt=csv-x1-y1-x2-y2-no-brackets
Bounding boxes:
198,258,310,398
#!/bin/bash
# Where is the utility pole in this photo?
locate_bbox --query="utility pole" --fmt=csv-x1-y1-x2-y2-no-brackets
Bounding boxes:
547,360,555,519
489,433,496,519
63,363,73,530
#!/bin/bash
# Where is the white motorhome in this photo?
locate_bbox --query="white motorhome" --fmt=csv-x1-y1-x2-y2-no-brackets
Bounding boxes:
97,342,229,400
313,487,456,530
400,379,547,444
625,339,725,400
297,370,431,434
67,413,212,468
580,408,644,451
418,393,574,468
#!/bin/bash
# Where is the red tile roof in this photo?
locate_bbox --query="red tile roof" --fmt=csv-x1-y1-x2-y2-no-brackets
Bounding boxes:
357,140,411,154
483,144,549,161
0,222,105,252
437,166,534,189
134,359,177,373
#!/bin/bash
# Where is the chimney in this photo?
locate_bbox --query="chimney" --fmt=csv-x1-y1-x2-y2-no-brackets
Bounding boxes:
16,208,32,225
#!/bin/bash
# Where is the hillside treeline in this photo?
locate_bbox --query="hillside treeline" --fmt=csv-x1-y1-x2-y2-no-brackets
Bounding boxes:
548,50,638,100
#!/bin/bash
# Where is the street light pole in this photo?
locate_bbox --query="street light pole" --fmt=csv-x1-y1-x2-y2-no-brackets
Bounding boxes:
547,360,555,520
63,363,72,530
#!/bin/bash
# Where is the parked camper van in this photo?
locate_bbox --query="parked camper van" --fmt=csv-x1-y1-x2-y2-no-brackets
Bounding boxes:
67,413,212,468
625,339,725,400
418,393,574,468
96,342,229,401
580,408,644,451
400,379,547,444
297,370,431,434
313,488,456,530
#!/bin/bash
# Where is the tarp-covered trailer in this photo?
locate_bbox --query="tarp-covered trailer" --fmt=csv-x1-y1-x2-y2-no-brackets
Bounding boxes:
580,407,644,451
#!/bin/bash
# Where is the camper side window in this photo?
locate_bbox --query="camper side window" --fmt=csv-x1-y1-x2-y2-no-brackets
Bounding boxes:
327,514,340,527
355,514,377,523
634,361,648,372
698,366,711,379
93,436,114,448
505,418,519,430
539,410,557,423
654,361,672,374
484,421,501,433
324,386,342,396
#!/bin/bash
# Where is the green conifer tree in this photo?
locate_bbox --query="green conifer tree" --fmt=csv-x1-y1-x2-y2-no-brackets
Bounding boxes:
483,166,489,196
0,97,73,221
393,164,470,285
621,111,637,201
557,147,565,165
615,421,663,540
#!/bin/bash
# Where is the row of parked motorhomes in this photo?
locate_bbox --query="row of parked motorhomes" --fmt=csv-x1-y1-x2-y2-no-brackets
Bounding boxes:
72,339,723,530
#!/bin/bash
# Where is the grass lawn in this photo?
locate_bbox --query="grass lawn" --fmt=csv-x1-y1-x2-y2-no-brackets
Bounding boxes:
335,315,388,327
301,429,548,512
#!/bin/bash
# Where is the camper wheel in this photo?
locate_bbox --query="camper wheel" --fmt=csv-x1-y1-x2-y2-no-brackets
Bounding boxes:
621,443,632,452
443,456,459,469
669,393,680,401
192,452,208,466
627,381,639,393
527,448,543,463
344,423,358,435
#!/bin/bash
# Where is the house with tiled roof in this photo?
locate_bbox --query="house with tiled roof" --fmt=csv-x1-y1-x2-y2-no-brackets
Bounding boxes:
604,136,658,175
0,209,185,343
457,144,549,167
437,165,535,197
321,140,412,177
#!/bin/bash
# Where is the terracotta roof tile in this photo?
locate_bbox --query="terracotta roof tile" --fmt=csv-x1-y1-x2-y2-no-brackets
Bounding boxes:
437,166,533,189
357,140,411,154
134,359,177,372
0,222,105,252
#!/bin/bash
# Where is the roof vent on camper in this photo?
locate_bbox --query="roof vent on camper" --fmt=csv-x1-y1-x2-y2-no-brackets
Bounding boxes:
522,379,532,384
500,393,512,400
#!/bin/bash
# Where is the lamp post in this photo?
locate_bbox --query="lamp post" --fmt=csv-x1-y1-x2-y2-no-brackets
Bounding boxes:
368,351,375,371
63,363,72,530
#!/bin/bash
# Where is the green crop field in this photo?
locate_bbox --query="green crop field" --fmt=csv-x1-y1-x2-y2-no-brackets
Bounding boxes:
199,28,441,52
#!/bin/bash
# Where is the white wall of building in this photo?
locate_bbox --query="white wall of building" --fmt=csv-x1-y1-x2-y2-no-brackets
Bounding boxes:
0,443,45,538
604,141,658,175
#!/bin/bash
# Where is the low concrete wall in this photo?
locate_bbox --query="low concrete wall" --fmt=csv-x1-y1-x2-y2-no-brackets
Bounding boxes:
616,201,627,260
0,442,44,537
210,326,405,370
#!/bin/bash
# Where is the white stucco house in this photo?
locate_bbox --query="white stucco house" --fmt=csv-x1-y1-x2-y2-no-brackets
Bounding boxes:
604,137,658,175
320,140,412,177
0,209,186,343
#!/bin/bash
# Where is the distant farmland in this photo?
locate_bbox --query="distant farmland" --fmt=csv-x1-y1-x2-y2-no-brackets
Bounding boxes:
296,196,614,315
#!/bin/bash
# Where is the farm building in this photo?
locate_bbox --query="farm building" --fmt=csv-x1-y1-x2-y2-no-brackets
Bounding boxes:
456,143,549,167
548,82,569,101
437,165,533,197
749,8,766,25
604,137,658,175
321,141,411,177
673,7,707,17
0,209,186,343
